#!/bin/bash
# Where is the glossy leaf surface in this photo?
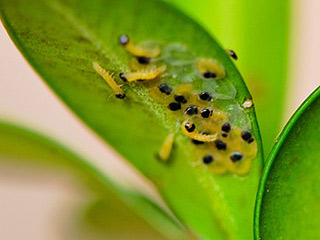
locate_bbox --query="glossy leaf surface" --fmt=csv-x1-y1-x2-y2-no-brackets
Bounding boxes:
0,0,263,238
255,87,320,239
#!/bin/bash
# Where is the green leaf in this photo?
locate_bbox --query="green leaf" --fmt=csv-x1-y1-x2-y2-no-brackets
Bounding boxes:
169,0,291,155
255,86,320,239
0,0,263,239
0,120,187,240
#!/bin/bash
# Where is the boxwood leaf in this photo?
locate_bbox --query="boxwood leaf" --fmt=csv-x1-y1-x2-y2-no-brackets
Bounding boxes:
255,86,320,239
0,0,263,239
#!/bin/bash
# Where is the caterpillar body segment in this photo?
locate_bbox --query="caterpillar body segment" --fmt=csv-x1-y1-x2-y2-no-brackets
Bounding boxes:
158,133,175,161
119,65,167,82
181,120,218,142
125,42,160,58
130,58,149,71
189,132,218,143
92,62,125,99
119,34,160,58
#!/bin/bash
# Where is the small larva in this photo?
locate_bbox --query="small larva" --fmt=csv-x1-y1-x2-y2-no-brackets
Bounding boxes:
119,65,167,82
119,34,160,58
92,62,125,99
158,133,175,161
181,120,218,142
226,49,238,60
94,34,258,175
196,58,226,79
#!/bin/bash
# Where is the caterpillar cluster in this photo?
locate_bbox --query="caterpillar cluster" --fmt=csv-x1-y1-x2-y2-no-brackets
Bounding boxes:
94,35,257,175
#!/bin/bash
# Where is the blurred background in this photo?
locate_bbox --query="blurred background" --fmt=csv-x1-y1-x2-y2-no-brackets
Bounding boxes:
1,0,320,239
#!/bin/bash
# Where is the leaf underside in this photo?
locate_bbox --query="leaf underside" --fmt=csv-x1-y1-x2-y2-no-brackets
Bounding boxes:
0,0,263,239
255,86,320,239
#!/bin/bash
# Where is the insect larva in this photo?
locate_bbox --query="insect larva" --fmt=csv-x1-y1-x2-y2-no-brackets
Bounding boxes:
119,34,160,58
92,62,125,99
196,58,226,79
158,133,175,161
119,65,167,82
181,120,218,142
226,49,238,60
